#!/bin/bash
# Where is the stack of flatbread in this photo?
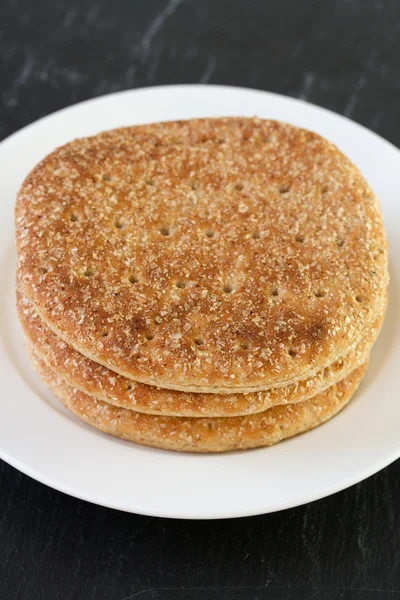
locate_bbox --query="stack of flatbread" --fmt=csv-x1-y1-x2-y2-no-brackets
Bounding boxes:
15,118,388,452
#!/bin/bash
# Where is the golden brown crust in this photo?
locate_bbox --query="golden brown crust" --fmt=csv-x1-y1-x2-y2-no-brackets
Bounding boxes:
16,118,388,392
18,287,386,416
30,352,368,452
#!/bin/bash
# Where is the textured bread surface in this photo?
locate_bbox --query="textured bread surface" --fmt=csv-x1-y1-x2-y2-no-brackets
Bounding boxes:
16,118,388,392
29,352,367,453
18,287,385,416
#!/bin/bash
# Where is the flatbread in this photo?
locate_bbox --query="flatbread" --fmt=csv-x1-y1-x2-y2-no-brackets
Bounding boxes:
16,118,388,392
19,287,385,416
29,352,367,452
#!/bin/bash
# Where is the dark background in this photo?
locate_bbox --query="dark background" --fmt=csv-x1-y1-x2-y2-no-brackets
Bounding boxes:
1,1,400,599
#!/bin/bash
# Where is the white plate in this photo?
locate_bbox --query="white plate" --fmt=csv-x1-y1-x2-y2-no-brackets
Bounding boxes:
1,84,399,519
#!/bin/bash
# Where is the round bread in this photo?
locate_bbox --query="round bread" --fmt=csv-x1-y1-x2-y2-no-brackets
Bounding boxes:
16,118,388,392
19,287,385,416
29,352,367,453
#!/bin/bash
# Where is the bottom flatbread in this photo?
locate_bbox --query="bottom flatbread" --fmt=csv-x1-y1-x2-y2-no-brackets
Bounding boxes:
30,351,367,452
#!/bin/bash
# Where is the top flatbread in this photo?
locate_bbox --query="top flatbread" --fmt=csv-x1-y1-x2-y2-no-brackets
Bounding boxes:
15,118,388,392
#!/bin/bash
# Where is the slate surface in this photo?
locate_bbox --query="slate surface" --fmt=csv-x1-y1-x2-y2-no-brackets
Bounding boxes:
1,1,400,598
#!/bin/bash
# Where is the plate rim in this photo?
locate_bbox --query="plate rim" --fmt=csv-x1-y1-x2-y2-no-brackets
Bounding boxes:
2,83,399,155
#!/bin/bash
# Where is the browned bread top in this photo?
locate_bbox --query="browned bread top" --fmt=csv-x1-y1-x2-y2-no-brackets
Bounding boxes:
16,118,388,391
